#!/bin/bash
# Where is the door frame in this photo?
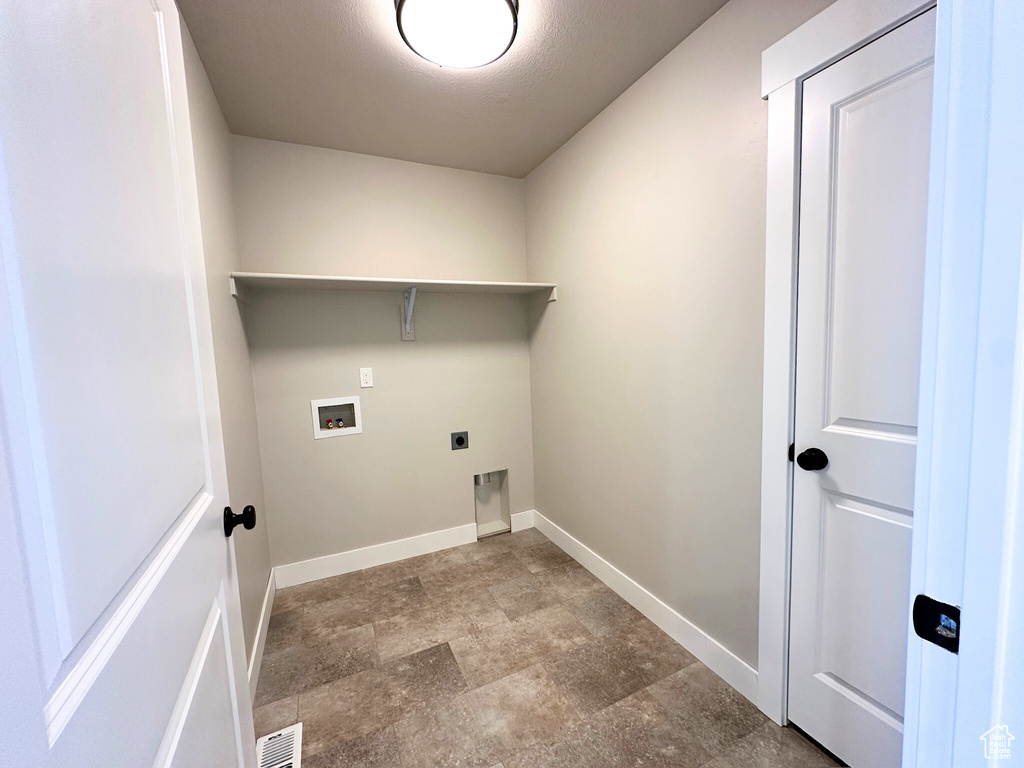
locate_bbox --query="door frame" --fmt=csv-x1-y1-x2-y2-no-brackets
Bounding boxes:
902,1,1024,764
757,0,936,725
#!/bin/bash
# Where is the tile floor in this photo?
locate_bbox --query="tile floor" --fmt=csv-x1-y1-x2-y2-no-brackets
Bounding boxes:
253,528,838,768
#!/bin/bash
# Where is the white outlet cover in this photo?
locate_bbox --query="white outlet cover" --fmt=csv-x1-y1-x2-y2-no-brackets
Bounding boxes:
360,368,373,388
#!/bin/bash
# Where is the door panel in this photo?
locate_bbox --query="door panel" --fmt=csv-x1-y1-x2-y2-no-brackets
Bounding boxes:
819,494,913,718
2,0,208,650
0,0,256,765
789,9,935,767
48,503,237,764
827,68,932,436
158,598,245,768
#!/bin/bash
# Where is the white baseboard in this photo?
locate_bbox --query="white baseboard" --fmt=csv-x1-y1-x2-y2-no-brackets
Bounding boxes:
531,510,759,705
273,523,478,589
247,571,275,703
511,509,536,532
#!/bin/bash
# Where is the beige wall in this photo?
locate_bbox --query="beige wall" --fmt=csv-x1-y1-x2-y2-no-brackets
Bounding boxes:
231,139,535,568
524,0,833,668
231,136,527,280
181,25,273,660
246,291,535,566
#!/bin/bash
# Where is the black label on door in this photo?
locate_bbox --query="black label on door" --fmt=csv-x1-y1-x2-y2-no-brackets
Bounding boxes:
912,594,960,654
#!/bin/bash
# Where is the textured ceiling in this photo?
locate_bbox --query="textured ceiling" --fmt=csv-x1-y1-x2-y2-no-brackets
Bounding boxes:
177,0,728,178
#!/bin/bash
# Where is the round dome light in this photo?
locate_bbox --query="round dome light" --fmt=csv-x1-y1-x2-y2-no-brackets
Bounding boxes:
396,0,518,69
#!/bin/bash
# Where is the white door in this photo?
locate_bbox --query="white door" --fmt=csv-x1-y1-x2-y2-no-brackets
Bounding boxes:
903,1,1024,765
0,1,256,766
788,10,935,768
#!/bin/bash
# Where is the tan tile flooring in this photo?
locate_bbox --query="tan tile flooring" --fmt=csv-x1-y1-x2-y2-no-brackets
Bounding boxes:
254,528,838,768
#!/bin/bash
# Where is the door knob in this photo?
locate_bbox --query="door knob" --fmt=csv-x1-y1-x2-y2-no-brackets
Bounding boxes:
224,505,256,537
796,448,829,471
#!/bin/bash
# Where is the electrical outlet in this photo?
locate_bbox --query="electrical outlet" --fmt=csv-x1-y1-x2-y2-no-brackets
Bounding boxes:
360,368,373,388
451,431,469,450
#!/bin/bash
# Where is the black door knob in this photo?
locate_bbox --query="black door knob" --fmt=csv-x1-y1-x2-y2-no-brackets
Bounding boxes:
796,448,829,471
224,505,256,537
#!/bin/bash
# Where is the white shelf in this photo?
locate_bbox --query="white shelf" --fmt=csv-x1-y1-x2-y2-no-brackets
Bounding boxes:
229,272,557,301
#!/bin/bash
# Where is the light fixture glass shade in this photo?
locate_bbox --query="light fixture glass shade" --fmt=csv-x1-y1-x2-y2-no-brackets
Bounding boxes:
396,0,518,69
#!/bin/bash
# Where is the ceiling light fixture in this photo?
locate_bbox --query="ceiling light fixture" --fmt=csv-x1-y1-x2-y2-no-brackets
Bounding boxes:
395,0,518,69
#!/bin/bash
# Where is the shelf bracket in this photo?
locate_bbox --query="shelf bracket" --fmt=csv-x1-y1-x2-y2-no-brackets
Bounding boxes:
402,286,417,341
229,276,246,302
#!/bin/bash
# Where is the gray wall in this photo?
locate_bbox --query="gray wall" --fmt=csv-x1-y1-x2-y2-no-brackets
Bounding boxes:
524,0,833,668
246,291,535,566
231,139,535,568
231,136,527,279
181,25,272,660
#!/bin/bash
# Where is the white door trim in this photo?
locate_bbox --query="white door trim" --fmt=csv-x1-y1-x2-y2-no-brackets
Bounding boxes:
762,0,935,97
903,2,1024,764
757,0,936,725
